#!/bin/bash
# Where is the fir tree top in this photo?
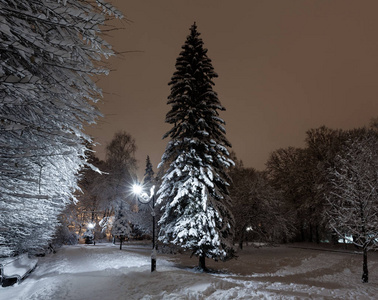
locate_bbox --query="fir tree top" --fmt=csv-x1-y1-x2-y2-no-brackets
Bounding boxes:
163,22,231,154
144,155,154,184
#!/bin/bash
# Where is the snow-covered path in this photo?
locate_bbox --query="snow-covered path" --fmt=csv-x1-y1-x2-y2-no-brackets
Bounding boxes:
2,243,378,299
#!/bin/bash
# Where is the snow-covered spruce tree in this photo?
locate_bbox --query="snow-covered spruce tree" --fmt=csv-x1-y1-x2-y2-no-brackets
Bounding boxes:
111,202,131,250
0,0,122,257
157,23,234,270
325,129,378,283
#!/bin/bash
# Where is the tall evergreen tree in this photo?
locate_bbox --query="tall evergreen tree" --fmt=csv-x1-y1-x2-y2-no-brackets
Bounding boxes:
144,155,155,185
157,23,234,270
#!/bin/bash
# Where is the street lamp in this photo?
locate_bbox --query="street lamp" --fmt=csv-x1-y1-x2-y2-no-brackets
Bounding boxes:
132,183,156,272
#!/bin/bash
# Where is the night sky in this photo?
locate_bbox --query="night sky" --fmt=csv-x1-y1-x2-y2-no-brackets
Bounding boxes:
85,0,378,174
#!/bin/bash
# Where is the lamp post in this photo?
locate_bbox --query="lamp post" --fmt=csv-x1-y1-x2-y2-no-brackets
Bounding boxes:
132,184,156,272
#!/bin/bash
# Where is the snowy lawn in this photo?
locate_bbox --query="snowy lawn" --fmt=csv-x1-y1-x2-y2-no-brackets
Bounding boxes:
2,242,378,299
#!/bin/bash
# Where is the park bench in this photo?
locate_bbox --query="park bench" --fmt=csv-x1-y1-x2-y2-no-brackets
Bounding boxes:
0,253,37,287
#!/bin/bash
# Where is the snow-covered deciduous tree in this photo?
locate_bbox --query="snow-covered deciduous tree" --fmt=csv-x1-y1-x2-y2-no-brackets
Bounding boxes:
157,23,234,270
304,126,349,243
266,147,316,241
101,131,138,220
325,129,378,283
93,131,138,212
229,157,294,248
0,0,122,257
70,152,108,237
106,131,137,171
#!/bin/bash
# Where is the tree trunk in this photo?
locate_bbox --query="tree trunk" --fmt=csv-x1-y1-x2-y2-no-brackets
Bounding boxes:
120,238,123,250
362,247,368,283
300,224,305,242
239,226,246,250
198,255,206,271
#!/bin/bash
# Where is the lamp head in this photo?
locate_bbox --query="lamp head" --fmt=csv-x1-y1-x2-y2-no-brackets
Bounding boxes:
132,184,143,195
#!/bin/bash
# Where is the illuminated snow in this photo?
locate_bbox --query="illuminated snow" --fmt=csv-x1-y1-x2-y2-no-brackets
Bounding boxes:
3,242,378,299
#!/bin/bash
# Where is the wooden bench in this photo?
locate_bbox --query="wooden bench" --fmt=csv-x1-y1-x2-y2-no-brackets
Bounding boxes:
0,254,38,287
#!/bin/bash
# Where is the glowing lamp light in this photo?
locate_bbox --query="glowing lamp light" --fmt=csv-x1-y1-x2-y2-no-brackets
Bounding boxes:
132,184,143,195
87,223,95,229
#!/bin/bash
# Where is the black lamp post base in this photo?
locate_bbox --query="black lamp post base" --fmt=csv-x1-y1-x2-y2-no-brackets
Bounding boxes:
151,258,156,272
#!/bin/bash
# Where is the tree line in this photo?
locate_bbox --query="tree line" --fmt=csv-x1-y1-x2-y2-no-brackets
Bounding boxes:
231,123,378,243
66,119,378,282
229,122,378,282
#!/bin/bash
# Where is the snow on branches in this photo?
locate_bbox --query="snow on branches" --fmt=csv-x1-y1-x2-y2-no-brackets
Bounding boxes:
0,0,122,257
325,129,378,282
158,23,234,270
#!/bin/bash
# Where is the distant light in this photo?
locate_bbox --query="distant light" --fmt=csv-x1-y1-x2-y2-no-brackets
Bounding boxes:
87,223,95,229
133,184,143,195
246,226,253,232
338,235,353,244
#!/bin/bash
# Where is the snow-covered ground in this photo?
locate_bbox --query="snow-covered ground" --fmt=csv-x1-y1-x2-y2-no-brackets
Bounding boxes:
2,242,378,299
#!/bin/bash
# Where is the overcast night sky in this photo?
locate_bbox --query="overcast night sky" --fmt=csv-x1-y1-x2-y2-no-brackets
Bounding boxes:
85,0,378,174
